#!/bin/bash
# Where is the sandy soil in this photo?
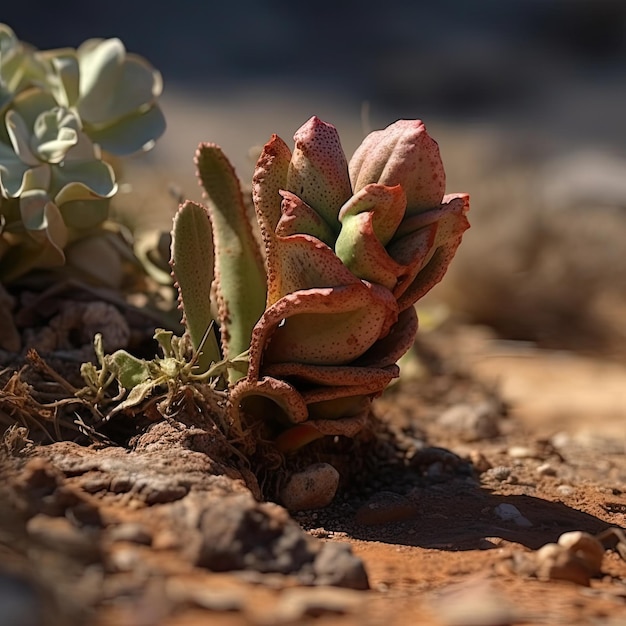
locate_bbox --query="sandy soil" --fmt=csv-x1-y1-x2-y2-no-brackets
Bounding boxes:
1,322,625,626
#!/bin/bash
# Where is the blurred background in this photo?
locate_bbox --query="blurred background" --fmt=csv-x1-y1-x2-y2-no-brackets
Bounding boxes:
5,1,626,356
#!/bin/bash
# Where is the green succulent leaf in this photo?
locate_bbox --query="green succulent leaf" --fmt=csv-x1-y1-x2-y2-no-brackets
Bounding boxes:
80,50,160,124
0,139,33,197
85,105,165,156
0,190,67,281
55,194,110,231
50,159,117,198
43,50,80,106
108,349,151,389
170,200,221,374
195,143,266,374
10,89,58,131
32,108,80,163
5,109,38,166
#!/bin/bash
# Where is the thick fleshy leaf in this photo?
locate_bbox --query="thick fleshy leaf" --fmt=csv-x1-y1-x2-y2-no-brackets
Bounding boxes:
275,407,370,452
354,305,418,368
50,159,116,198
386,221,438,300
5,110,38,165
336,210,406,290
286,116,351,230
76,38,125,123
0,140,33,197
229,375,310,429
349,119,445,214
252,133,292,237
10,88,58,131
32,109,79,163
266,232,359,305
263,361,398,389
170,200,221,373
249,281,398,368
62,127,99,162
195,143,267,371
19,190,67,261
335,184,408,289
21,163,51,192
42,49,80,107
275,190,335,246
77,37,161,125
85,104,166,155
394,194,470,310
55,190,110,230
338,183,406,245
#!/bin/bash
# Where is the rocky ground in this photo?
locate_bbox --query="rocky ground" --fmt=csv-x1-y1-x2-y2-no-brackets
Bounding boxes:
1,321,625,626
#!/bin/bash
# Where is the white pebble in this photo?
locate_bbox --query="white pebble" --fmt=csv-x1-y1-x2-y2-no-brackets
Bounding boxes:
493,503,533,527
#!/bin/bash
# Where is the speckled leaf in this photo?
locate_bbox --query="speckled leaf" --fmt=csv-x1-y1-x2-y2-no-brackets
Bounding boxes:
248,281,398,369
195,143,266,373
286,116,351,231
170,200,221,373
349,119,445,214
275,190,335,246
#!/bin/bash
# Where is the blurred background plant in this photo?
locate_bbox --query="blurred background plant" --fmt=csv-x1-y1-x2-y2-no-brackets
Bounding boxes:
0,23,165,287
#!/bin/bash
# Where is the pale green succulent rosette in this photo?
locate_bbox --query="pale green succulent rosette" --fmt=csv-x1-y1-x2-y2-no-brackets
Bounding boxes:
40,37,165,155
0,25,166,284
0,89,116,280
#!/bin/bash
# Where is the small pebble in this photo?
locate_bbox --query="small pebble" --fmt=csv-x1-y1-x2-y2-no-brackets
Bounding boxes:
493,503,533,528
280,463,339,511
558,531,605,575
437,402,500,442
508,445,537,459
535,543,591,586
556,485,575,497
484,466,511,482
537,463,557,477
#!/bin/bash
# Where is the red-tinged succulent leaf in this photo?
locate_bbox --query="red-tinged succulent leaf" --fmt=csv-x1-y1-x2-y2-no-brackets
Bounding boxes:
395,194,470,310
275,190,335,246
266,232,361,305
338,183,406,245
286,116,352,231
248,281,398,370
349,119,445,214
252,133,292,238
335,209,406,290
228,375,309,429
355,305,419,369
386,221,438,300
275,408,370,453
263,361,399,388
273,423,325,452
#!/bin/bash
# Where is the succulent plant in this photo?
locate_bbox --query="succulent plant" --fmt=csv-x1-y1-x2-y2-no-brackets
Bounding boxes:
0,23,165,284
171,116,469,452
